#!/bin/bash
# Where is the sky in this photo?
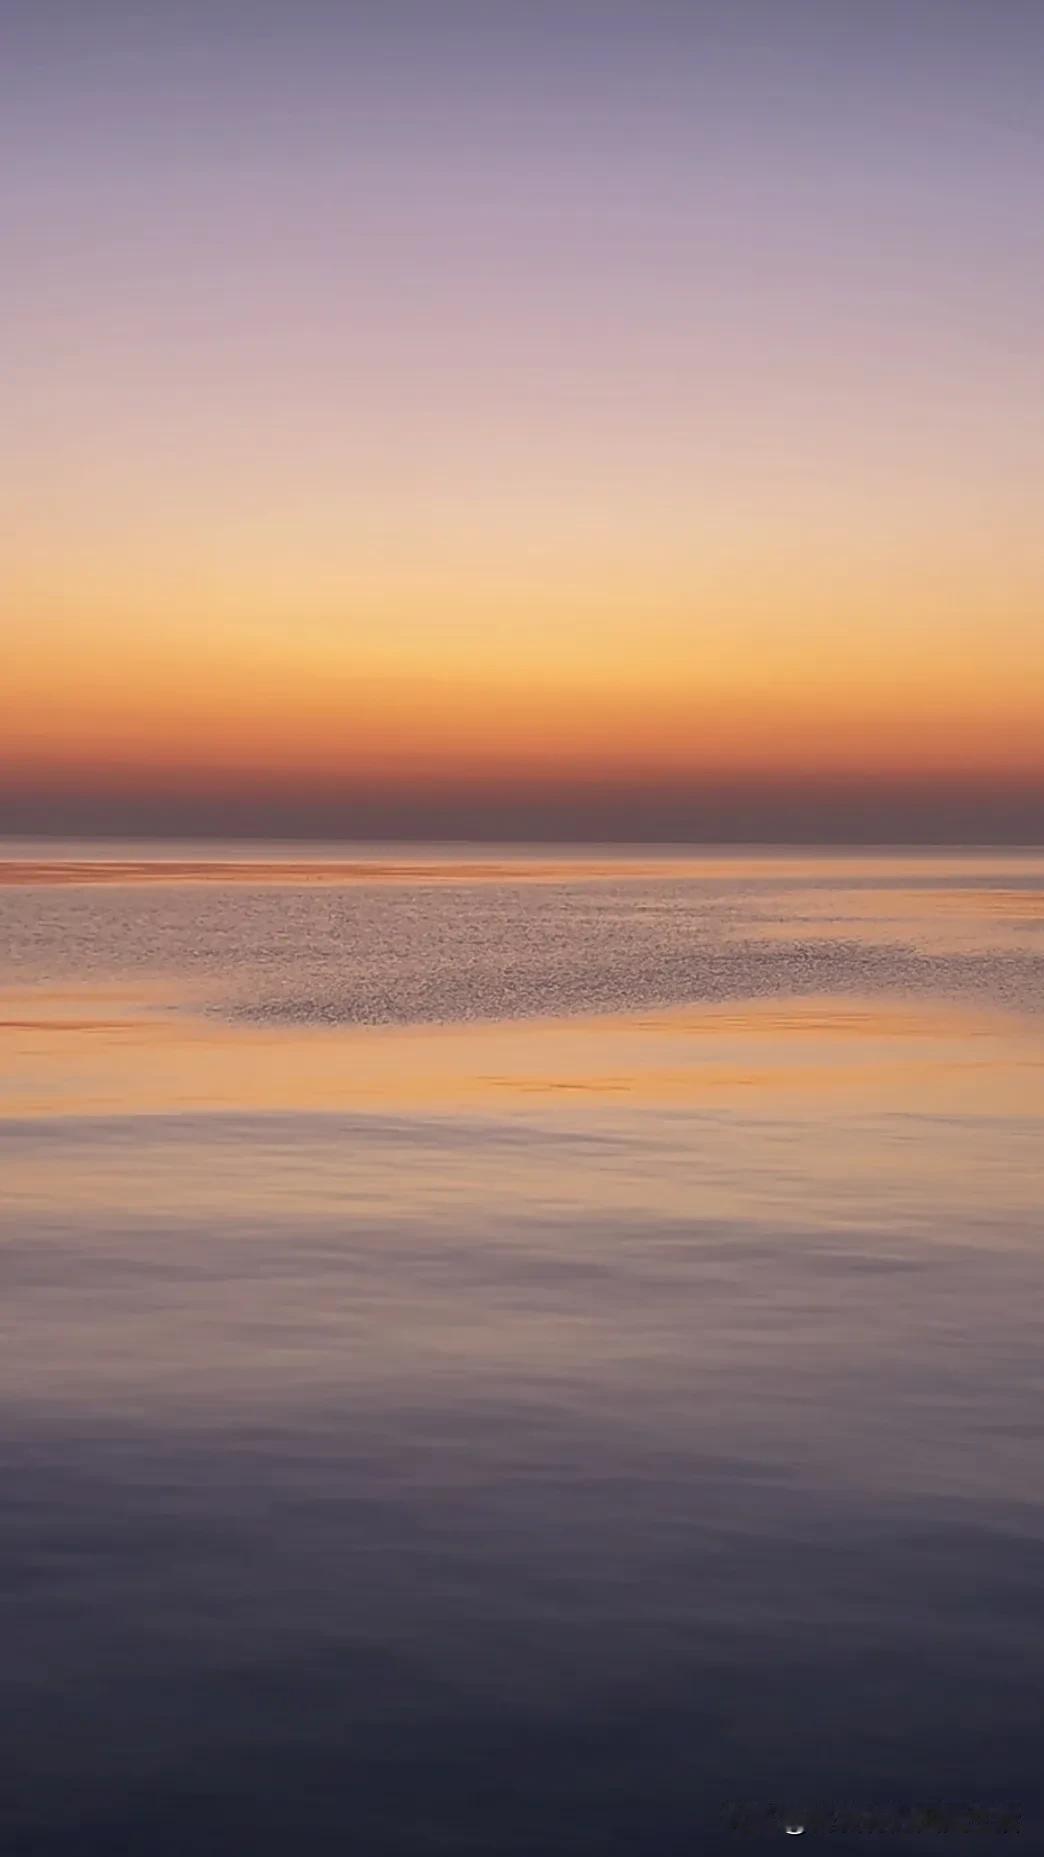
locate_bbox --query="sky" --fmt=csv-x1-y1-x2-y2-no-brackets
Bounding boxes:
4,0,1043,841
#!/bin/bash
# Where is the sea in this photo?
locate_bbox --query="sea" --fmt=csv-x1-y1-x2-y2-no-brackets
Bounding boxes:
2,842,1042,1854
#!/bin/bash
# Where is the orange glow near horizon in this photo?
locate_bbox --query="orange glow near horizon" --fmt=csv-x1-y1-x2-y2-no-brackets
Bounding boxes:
7,565,1044,793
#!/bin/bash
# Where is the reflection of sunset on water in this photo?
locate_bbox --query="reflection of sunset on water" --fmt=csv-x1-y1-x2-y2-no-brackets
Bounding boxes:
3,989,1043,1129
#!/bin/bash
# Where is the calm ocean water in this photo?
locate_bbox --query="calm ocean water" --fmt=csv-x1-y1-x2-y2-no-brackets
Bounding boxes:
2,845,1043,1853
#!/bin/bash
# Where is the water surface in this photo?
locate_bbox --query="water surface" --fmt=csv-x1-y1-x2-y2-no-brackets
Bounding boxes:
2,846,1042,1852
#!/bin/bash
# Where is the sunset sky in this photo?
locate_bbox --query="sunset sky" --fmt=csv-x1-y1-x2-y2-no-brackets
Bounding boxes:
5,0,1043,840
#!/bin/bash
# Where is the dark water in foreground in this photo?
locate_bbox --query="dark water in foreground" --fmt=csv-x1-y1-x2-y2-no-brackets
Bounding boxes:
2,848,1043,1852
